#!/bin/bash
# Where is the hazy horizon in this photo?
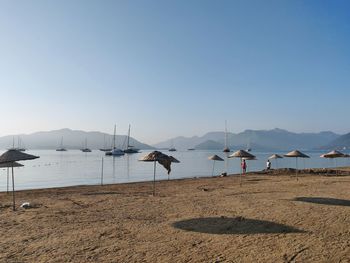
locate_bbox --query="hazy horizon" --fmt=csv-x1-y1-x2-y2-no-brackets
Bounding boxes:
1,1,349,144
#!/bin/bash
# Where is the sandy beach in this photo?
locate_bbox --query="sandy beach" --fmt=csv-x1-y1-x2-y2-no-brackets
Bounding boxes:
0,171,349,263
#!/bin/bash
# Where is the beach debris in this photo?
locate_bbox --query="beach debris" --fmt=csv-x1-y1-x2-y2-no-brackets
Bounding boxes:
20,202,31,209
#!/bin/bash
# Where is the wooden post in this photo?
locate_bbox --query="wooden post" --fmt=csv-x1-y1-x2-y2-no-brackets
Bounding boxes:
12,164,15,211
212,160,215,176
7,167,9,194
101,157,104,186
153,161,156,196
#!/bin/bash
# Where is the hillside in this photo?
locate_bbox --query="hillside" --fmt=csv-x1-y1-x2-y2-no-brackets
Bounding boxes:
0,129,154,150
154,128,340,151
321,133,350,150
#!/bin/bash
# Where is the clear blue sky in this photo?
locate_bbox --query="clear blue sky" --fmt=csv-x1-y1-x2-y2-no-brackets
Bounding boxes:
0,0,349,144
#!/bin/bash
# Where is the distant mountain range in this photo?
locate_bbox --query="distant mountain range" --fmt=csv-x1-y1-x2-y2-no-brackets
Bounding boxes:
153,128,342,151
0,128,154,150
0,128,347,152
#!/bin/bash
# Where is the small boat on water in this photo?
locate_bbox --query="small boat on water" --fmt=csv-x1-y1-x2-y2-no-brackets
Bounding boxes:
187,148,195,151
123,125,139,154
8,137,27,151
56,137,67,151
81,139,92,152
223,121,230,153
99,135,112,152
168,140,176,152
106,125,125,156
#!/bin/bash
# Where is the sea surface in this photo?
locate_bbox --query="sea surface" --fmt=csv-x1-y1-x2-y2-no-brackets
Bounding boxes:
0,149,349,191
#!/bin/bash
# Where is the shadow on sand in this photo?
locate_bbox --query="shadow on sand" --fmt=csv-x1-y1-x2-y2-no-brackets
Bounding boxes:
172,217,305,235
293,197,350,207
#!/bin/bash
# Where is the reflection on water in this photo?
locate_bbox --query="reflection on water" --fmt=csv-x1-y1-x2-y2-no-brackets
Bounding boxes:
0,149,349,191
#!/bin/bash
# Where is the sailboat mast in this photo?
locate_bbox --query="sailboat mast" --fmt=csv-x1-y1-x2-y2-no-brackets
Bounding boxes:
225,120,228,148
127,124,131,149
113,124,116,149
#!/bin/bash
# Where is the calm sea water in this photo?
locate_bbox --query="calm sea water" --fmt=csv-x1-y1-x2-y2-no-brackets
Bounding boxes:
0,149,349,191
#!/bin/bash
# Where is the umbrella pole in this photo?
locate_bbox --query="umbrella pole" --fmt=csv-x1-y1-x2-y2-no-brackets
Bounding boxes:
240,157,242,187
101,157,104,186
212,160,215,176
296,158,298,181
12,164,15,211
7,167,9,194
153,160,156,196
335,158,337,175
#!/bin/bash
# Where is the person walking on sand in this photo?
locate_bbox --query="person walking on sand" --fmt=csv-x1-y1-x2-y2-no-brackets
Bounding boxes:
266,159,271,170
241,159,247,175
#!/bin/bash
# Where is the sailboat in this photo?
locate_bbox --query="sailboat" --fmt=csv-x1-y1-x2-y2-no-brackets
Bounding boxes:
99,135,112,152
56,137,67,151
246,138,252,152
17,137,26,151
7,136,26,151
223,120,230,152
105,125,125,156
168,140,176,152
81,138,92,152
123,125,140,154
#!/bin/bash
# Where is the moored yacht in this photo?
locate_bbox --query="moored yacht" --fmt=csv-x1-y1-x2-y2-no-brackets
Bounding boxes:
106,125,125,156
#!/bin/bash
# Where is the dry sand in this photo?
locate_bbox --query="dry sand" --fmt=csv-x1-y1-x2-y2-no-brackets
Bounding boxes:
0,171,349,262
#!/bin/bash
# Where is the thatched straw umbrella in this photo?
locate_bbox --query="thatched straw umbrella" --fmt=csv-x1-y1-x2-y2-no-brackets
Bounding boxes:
320,150,345,173
268,154,283,169
0,150,39,211
284,150,309,180
208,155,224,176
139,151,179,195
228,150,256,186
0,162,24,194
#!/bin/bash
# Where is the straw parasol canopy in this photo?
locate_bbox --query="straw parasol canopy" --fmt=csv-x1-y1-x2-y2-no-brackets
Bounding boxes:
228,150,255,159
0,162,24,194
169,156,180,163
268,154,283,169
228,150,256,186
208,155,224,176
0,149,39,211
0,161,23,168
284,150,309,180
320,150,345,172
284,150,310,158
208,155,224,161
320,150,344,159
139,151,180,195
268,154,283,160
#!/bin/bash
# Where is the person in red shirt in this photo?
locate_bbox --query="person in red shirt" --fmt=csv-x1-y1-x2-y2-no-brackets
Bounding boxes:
241,159,247,175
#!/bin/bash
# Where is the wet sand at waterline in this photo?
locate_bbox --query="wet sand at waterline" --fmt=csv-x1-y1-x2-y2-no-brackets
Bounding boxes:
0,170,349,262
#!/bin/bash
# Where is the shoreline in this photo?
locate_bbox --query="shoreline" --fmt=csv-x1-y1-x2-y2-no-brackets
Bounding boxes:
2,166,350,194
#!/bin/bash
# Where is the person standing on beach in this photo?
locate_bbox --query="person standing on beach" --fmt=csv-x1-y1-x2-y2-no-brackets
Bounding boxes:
266,159,271,170
241,159,247,175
